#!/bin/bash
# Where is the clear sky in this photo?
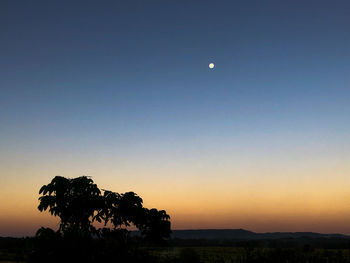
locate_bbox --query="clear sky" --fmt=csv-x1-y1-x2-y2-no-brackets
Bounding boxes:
1,0,350,237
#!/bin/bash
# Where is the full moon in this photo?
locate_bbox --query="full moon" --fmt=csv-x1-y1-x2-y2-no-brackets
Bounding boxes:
209,63,215,69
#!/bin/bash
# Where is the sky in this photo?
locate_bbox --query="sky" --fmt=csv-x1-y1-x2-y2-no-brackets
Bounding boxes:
1,0,350,237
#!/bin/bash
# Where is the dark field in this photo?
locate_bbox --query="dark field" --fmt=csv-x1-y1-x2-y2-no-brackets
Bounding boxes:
148,246,350,263
2,241,350,263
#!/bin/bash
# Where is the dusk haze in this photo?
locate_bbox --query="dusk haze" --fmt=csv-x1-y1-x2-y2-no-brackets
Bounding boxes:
1,0,350,241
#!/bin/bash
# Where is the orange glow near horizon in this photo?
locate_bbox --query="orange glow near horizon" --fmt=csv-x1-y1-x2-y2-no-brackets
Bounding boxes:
1,162,350,236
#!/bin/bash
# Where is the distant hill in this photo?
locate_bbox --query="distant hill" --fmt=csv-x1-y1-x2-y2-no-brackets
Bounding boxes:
1,229,348,241
170,229,349,240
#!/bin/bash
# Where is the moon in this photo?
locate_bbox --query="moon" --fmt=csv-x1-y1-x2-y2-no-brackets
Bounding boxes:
209,63,215,69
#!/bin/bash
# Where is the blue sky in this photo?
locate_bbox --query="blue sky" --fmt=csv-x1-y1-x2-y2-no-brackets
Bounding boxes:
1,0,350,235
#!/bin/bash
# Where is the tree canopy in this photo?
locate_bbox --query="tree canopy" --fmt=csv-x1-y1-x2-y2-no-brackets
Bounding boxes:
38,176,171,242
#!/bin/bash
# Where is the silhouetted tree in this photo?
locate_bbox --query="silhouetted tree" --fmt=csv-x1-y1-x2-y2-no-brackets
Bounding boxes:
97,190,171,243
37,176,171,243
138,208,171,244
38,176,101,234
35,227,60,239
97,190,144,229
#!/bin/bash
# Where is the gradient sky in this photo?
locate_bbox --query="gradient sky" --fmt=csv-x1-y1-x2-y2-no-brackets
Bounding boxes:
1,0,350,237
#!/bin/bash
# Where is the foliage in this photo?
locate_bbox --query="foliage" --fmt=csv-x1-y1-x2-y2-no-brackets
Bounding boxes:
37,175,171,242
34,175,172,262
138,208,172,244
97,190,144,228
38,176,101,233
